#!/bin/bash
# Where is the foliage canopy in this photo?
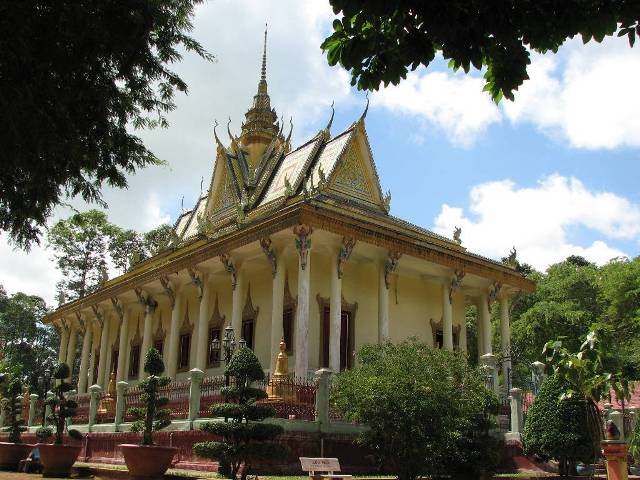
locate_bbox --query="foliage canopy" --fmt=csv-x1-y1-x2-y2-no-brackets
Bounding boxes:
0,0,212,248
523,374,593,476
321,0,640,102
331,340,501,480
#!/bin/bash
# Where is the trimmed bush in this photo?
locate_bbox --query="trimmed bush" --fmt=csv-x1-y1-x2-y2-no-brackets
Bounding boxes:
0,373,27,443
523,374,593,476
38,362,82,444
193,347,288,480
129,348,171,445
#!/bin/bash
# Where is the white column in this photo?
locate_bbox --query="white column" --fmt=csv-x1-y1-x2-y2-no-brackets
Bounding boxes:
96,314,110,387
116,307,130,382
196,274,212,371
167,288,184,378
58,322,69,364
455,295,468,353
78,322,92,393
88,323,99,386
500,295,512,390
378,263,389,342
231,268,245,339
295,249,310,379
139,303,154,381
269,255,285,372
442,284,453,351
479,293,492,357
329,249,342,372
65,324,78,378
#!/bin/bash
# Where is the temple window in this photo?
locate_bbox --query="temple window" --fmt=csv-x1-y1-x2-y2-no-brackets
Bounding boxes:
317,294,358,371
153,319,166,358
178,333,191,371
430,318,460,349
129,345,140,379
208,293,225,368
208,327,221,367
241,284,259,351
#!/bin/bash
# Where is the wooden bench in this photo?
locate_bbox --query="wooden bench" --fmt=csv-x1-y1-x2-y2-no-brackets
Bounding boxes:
300,457,353,480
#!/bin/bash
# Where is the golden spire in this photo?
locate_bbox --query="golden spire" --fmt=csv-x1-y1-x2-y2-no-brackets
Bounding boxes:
240,25,279,149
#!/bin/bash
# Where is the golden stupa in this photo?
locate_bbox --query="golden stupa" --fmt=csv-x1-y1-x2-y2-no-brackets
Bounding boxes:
266,338,293,401
97,373,116,416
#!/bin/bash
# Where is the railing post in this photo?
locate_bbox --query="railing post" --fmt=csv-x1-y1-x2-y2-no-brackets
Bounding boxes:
509,388,523,434
314,368,332,425
610,410,625,440
188,369,204,425
603,402,613,423
44,391,54,427
88,384,102,430
531,361,546,394
115,381,129,430
480,353,498,394
28,393,39,427
16,395,24,422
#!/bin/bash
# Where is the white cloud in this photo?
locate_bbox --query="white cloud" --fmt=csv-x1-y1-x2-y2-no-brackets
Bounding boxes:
374,70,501,146
504,38,640,149
433,174,639,270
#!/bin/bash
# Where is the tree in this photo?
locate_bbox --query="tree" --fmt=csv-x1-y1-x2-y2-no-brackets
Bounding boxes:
330,340,501,480
321,1,640,102
0,288,58,396
193,347,288,480
128,348,171,445
543,326,631,463
109,229,144,274
523,374,593,476
47,210,118,301
37,363,82,444
0,373,27,443
142,224,175,258
0,0,213,249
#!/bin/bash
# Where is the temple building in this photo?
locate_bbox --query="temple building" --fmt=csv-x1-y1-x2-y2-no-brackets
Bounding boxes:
45,32,534,394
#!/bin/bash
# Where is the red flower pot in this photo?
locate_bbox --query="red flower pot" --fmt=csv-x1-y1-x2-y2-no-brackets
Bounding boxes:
38,443,82,477
0,442,34,470
120,444,178,478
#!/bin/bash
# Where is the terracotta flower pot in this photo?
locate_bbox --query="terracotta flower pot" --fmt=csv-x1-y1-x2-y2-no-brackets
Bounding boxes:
38,443,82,477
120,444,178,478
0,442,34,470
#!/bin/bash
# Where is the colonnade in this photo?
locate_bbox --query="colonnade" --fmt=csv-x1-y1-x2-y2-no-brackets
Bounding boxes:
53,225,513,394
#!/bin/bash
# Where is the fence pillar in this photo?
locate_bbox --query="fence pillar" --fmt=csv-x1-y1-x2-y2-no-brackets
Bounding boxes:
28,393,39,427
44,391,54,427
88,384,102,430
629,408,638,436
509,388,523,434
115,381,129,430
531,361,545,394
15,395,24,422
480,353,498,394
188,369,204,425
314,368,332,425
610,411,626,440
603,402,613,423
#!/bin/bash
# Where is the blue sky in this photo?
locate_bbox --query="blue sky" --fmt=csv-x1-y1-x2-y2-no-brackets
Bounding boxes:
1,0,639,304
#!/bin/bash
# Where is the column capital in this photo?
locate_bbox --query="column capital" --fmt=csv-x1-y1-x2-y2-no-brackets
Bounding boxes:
187,267,205,301
91,304,104,328
159,275,177,308
337,237,356,279
384,251,401,289
293,224,313,270
110,297,124,323
260,237,278,278
220,253,238,289
135,287,157,314
448,269,465,304
487,280,503,307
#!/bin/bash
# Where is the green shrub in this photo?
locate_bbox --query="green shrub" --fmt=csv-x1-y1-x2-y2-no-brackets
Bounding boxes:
523,374,593,476
331,339,501,480
39,362,82,444
0,373,27,443
193,347,288,480
128,348,171,445
629,413,640,465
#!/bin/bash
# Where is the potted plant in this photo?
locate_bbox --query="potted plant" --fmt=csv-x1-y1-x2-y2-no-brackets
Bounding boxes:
0,373,33,469
193,346,288,480
119,348,177,478
36,362,83,477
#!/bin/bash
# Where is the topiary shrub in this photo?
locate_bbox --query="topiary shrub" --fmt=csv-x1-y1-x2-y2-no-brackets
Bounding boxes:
38,362,82,444
128,348,171,445
193,347,288,480
0,373,27,443
523,374,593,476
331,339,501,480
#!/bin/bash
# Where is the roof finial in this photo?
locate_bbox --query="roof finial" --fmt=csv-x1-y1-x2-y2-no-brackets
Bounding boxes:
213,119,224,148
325,100,335,133
261,24,268,83
359,93,370,123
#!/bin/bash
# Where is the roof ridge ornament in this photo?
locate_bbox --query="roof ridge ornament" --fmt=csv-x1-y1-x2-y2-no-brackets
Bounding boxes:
358,93,370,124
213,119,225,150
